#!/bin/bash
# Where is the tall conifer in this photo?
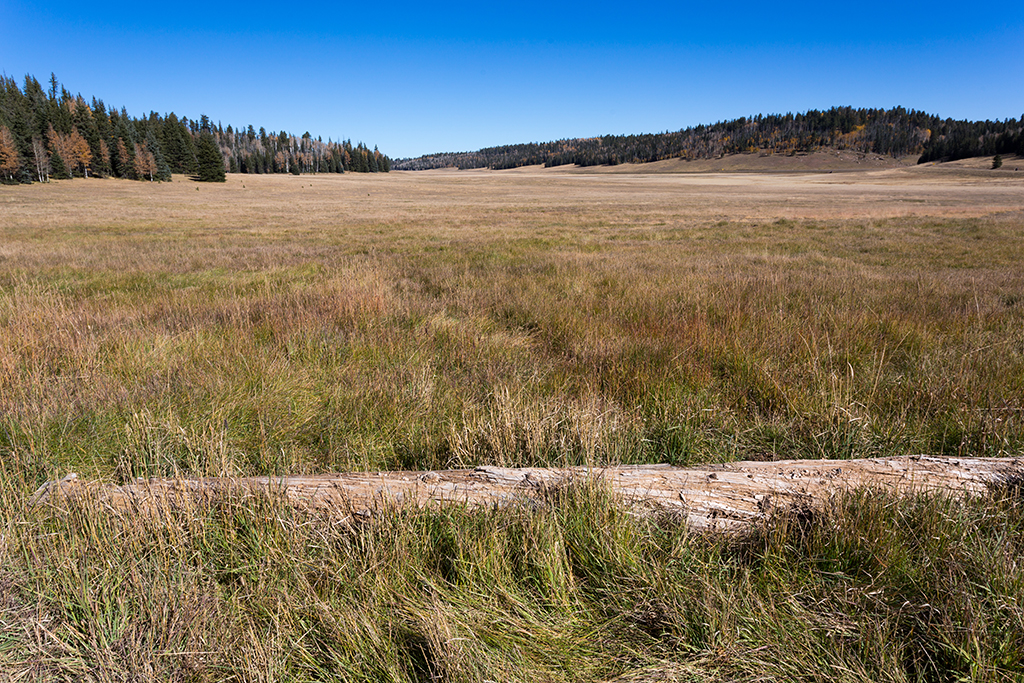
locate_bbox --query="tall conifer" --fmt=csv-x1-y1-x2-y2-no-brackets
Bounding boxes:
195,131,225,182
145,129,172,180
50,150,69,179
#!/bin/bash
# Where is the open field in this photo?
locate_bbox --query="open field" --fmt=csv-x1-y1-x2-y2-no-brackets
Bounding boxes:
3,167,1023,477
2,167,1024,680
466,153,1024,175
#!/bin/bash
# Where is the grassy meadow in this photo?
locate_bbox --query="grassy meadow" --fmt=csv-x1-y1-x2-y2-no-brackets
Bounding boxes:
1,167,1023,681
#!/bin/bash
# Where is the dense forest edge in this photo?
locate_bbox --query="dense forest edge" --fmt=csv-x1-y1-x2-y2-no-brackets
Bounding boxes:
4,74,1023,182
0,73,391,183
395,106,1024,171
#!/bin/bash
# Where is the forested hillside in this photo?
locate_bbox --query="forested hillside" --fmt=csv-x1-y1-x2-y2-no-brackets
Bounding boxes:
0,74,390,183
395,106,1024,170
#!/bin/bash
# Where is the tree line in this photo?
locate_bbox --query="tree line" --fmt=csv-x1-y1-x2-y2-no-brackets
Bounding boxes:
394,106,1024,170
0,74,391,183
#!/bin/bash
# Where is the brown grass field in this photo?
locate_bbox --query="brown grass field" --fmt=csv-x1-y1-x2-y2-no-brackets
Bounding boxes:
1,164,1023,681
3,165,1023,477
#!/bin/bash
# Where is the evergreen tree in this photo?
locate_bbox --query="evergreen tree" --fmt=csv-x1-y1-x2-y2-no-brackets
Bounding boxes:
114,137,135,179
88,98,112,177
195,131,225,181
72,97,103,176
992,154,1003,169
0,72,394,182
142,129,171,180
0,77,35,182
162,114,197,175
50,150,69,179
112,118,137,178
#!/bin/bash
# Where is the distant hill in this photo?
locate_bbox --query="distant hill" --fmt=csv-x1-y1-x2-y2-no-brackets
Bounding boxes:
394,107,1024,171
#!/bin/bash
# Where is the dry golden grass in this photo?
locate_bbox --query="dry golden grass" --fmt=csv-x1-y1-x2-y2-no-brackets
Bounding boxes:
2,167,1024,682
1,167,1023,481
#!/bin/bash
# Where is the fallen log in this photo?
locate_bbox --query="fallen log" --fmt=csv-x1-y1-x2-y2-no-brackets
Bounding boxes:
28,455,1023,531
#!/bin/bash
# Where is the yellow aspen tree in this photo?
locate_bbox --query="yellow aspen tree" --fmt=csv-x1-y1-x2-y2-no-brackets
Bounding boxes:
69,129,92,177
47,125,73,178
0,125,20,180
274,150,289,173
116,138,133,178
47,124,67,159
98,139,110,176
133,142,157,180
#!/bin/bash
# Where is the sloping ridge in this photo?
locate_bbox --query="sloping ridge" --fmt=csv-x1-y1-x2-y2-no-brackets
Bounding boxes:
29,456,1023,531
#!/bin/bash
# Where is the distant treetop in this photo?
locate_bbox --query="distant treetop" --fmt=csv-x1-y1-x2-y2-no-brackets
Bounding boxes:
394,107,1024,171
0,73,391,183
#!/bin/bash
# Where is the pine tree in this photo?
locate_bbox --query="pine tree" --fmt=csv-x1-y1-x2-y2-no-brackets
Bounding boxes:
162,115,197,175
115,137,134,179
145,129,172,180
195,131,225,182
88,98,112,177
50,150,69,179
1,73,395,183
992,154,1003,169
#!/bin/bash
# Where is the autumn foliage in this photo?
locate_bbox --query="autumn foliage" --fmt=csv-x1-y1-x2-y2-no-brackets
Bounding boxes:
0,125,19,180
46,124,91,178
0,73,391,183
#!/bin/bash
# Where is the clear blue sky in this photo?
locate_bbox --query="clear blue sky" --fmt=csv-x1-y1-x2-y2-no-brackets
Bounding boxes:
2,1,1022,159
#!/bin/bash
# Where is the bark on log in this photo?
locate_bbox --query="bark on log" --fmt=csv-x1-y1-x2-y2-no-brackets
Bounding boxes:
28,456,1024,531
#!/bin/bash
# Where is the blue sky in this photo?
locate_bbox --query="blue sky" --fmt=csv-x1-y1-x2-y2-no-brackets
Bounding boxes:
2,1,1022,159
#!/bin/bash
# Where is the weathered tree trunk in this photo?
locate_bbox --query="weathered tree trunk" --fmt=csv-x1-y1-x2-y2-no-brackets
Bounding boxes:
29,456,1023,531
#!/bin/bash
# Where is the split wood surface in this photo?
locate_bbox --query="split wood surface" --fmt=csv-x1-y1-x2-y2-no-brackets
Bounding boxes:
29,456,1023,531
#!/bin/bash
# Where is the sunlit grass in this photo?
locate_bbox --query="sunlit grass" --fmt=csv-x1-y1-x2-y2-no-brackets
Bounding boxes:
2,176,1022,480
1,169,1022,680
2,469,1021,681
